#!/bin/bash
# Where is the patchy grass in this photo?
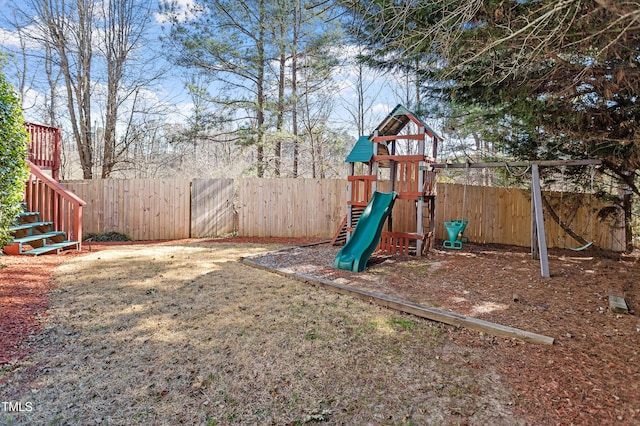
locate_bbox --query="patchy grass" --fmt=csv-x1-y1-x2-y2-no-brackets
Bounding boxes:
1,241,519,425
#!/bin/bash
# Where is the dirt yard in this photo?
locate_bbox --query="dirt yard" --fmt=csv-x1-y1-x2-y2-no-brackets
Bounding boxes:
1,239,639,425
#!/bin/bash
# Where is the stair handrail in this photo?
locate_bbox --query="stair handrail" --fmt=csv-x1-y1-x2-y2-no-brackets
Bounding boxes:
25,160,86,244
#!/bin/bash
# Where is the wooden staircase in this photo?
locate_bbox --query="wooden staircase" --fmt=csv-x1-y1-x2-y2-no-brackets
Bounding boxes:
1,123,85,256
3,203,80,256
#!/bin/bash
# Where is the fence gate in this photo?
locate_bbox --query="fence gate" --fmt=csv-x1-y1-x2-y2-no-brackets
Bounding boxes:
191,179,235,238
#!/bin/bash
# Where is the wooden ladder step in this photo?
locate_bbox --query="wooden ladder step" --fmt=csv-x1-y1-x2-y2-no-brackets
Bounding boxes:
330,216,348,246
5,200,81,256
18,211,39,219
330,208,365,246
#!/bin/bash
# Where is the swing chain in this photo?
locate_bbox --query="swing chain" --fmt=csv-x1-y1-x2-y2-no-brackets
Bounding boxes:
462,162,469,218
557,165,595,251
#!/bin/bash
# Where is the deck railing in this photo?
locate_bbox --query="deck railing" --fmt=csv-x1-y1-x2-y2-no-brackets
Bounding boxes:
26,122,61,181
25,160,85,244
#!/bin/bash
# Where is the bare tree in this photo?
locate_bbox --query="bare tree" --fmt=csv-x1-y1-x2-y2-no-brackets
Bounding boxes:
98,0,159,178
340,51,388,137
9,0,168,179
23,0,95,178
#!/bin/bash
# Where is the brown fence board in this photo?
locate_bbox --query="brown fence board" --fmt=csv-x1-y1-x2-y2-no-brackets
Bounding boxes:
236,178,346,238
63,179,191,240
61,179,624,250
433,183,625,251
191,179,235,237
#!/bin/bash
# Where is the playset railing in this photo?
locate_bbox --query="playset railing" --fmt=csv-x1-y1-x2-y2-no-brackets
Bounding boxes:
26,122,61,181
369,155,438,198
25,160,85,244
347,158,437,208
348,175,376,207
378,231,421,255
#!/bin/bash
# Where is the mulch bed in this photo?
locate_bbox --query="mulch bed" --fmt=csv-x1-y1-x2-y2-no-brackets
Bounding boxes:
248,241,640,424
0,255,61,365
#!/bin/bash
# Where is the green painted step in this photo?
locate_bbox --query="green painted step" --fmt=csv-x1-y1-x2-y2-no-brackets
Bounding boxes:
18,211,39,218
13,231,65,244
9,221,54,232
24,241,80,256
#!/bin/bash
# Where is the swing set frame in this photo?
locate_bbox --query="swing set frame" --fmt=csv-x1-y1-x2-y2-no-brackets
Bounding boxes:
430,159,602,277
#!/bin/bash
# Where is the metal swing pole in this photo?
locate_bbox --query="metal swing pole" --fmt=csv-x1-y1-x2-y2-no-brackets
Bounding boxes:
531,164,550,278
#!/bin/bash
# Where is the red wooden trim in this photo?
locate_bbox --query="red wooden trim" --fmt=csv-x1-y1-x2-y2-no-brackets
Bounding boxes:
347,175,377,181
26,160,85,246
396,192,424,200
407,115,422,127
53,127,61,181
382,231,422,240
27,161,85,205
349,175,375,205
25,122,61,181
373,155,425,162
371,134,423,142
378,231,422,255
348,201,369,207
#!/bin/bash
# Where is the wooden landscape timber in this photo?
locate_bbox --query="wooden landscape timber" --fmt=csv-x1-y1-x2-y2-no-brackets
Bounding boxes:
241,251,555,345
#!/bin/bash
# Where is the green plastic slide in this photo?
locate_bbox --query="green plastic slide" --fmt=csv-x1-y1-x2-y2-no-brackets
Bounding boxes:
334,191,397,272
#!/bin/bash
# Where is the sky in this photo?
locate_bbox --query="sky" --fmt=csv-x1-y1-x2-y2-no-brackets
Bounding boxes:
0,0,438,143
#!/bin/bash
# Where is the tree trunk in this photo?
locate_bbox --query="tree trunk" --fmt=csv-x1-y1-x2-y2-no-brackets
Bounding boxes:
623,190,633,253
256,0,266,178
291,1,299,178
274,9,286,177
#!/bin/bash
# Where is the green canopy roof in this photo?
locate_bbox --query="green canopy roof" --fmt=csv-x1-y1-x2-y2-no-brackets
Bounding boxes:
345,136,373,163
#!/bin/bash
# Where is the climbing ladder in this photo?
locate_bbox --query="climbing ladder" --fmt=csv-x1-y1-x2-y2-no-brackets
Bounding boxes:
330,207,365,246
420,195,437,254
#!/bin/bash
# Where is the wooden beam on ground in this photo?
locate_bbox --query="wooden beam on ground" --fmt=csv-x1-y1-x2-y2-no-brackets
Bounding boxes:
241,256,555,345
429,159,601,169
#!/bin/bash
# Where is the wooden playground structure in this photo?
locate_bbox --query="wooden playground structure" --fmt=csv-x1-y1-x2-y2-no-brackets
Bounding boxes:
330,105,609,277
331,104,443,256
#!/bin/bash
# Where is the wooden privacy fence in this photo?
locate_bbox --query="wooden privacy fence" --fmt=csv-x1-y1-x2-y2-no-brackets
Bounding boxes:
192,179,235,237
237,178,345,238
62,179,625,251
64,179,191,240
436,184,626,252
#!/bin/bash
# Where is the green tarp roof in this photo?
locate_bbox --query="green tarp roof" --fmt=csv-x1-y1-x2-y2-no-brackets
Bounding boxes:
345,136,373,163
